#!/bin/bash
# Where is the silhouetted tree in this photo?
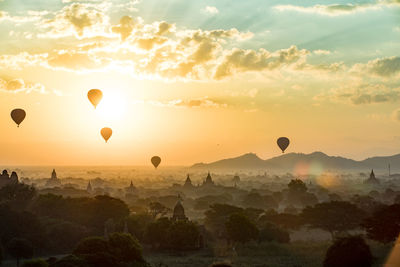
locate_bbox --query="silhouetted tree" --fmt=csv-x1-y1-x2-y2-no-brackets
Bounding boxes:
242,193,265,209
49,255,87,267
301,201,366,238
167,220,199,251
260,211,303,230
108,233,144,263
288,179,307,193
0,183,36,211
7,238,34,267
363,204,400,243
43,219,89,253
73,233,146,267
323,236,372,267
205,204,243,237
258,223,290,243
148,202,169,219
22,259,48,267
126,212,154,242
210,263,232,267
145,217,171,249
225,213,258,245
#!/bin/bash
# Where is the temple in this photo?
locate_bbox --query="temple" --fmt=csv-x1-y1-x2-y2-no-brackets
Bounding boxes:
45,169,62,187
0,170,18,188
364,169,379,184
202,172,215,187
184,174,193,188
172,196,188,222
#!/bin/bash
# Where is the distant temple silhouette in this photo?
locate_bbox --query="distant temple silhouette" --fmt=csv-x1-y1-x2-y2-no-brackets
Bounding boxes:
45,169,62,187
125,180,136,194
202,172,215,186
364,169,380,184
172,195,188,222
184,174,193,188
0,170,18,188
87,180,93,193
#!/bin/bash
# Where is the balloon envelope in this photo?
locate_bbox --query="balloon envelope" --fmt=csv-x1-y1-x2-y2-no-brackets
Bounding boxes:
151,156,161,169
87,89,103,109
277,137,290,153
11,109,26,127
101,127,112,143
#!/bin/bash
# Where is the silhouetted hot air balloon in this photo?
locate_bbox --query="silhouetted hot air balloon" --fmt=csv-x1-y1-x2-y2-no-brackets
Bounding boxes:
11,109,26,127
277,137,290,153
151,156,161,169
101,127,112,143
87,89,103,109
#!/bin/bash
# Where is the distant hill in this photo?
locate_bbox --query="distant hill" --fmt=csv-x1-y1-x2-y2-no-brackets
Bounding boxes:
191,152,400,173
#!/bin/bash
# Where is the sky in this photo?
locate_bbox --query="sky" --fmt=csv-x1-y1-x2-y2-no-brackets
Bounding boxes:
0,0,399,166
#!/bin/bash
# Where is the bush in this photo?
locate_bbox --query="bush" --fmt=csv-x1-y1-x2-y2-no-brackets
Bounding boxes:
49,255,87,267
259,223,290,243
22,259,49,267
323,236,373,267
210,263,232,267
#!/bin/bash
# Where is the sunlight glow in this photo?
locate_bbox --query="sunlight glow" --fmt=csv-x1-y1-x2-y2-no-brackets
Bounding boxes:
96,90,127,124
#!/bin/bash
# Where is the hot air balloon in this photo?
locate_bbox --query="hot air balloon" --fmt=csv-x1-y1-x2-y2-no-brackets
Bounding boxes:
87,89,103,109
151,156,161,169
11,109,26,127
101,127,112,143
277,137,290,153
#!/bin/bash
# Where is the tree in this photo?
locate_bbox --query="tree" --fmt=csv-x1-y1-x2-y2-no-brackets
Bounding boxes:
145,217,171,249
22,259,49,267
242,193,265,209
73,234,146,267
43,219,89,253
205,204,243,237
0,244,3,265
260,210,303,230
49,255,87,267
210,263,232,267
288,179,307,194
225,213,258,245
148,202,170,218
258,223,290,243
126,212,153,242
362,204,400,243
167,220,199,251
73,237,109,256
301,201,366,238
7,238,34,267
0,183,36,211
323,236,372,267
108,233,143,263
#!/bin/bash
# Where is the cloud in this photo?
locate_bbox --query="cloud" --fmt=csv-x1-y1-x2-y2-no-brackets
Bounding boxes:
47,50,109,71
202,6,219,15
316,83,400,105
39,2,110,38
354,56,400,77
149,97,228,108
111,16,138,41
313,50,331,55
0,78,46,93
0,52,48,70
214,45,309,79
274,3,382,16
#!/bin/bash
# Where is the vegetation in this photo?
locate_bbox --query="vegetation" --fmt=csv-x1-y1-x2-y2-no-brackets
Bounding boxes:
323,236,373,267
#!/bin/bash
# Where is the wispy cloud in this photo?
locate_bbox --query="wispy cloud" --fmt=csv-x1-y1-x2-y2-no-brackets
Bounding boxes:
202,6,219,15
274,2,385,16
0,78,46,94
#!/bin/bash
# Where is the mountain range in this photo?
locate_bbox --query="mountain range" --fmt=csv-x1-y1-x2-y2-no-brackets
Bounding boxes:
191,152,400,173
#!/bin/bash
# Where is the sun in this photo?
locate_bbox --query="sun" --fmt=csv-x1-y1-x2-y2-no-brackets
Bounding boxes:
96,90,127,124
